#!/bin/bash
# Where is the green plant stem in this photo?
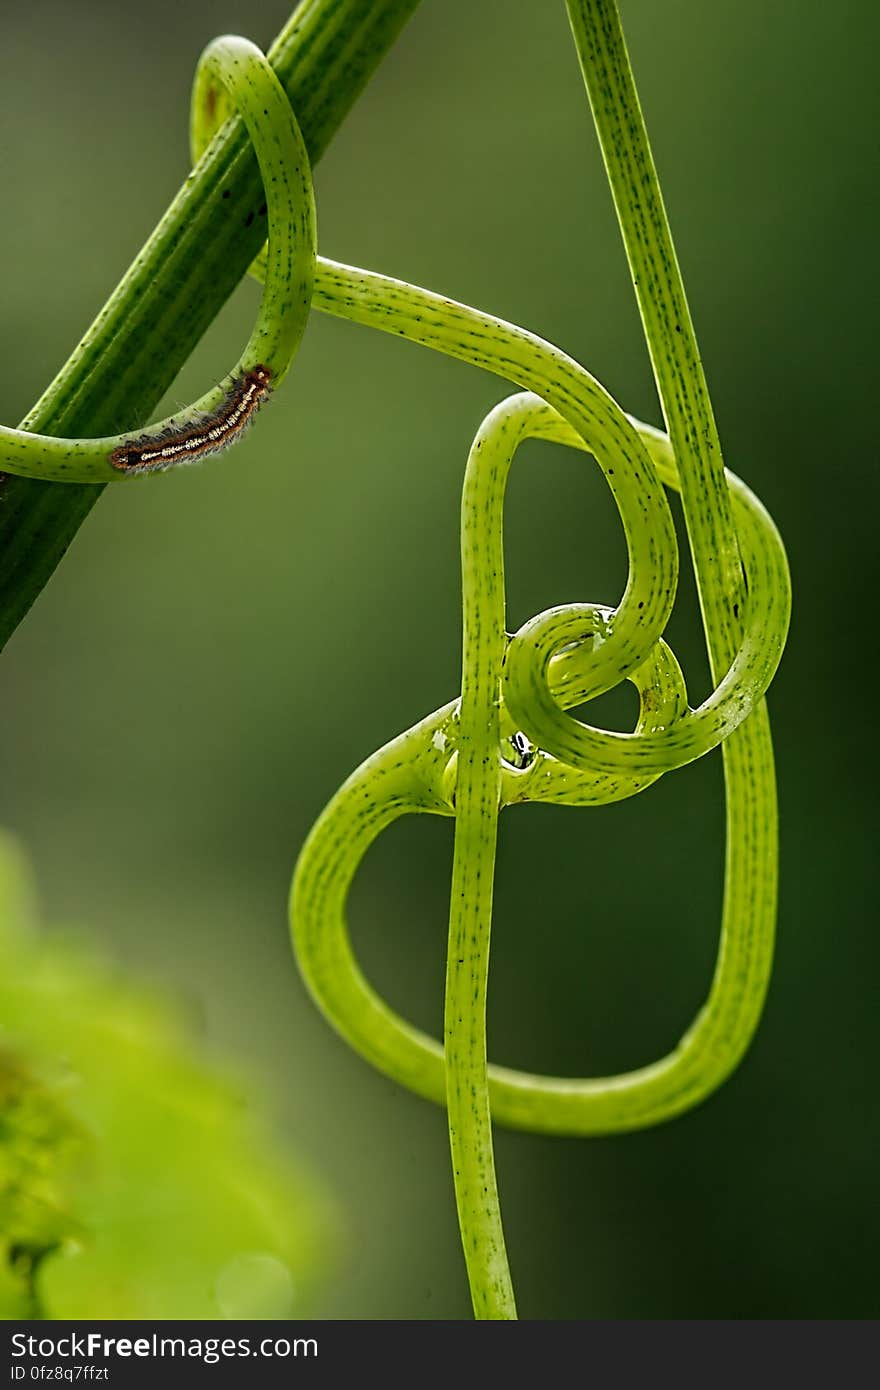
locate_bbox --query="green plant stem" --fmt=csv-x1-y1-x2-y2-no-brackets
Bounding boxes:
0,0,421,646
565,0,745,666
443,406,520,1320
445,741,513,1318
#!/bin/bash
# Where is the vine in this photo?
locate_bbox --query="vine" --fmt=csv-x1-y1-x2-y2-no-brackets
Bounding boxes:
0,1,790,1320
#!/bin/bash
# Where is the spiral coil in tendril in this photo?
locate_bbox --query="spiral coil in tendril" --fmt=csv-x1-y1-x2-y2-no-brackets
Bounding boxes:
0,4,790,1322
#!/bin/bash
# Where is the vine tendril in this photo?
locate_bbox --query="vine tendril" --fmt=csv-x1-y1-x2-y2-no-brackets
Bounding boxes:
0,2,791,1323
0,36,316,483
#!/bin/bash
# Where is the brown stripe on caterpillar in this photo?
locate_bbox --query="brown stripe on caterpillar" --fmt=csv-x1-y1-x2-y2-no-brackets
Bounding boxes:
109,365,273,474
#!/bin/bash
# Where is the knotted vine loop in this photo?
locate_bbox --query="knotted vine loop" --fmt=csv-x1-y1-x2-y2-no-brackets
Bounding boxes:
289,380,789,1319
290,386,791,1130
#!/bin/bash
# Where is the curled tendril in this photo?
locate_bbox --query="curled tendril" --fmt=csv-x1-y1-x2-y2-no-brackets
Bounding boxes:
0,1,791,1324
0,35,316,483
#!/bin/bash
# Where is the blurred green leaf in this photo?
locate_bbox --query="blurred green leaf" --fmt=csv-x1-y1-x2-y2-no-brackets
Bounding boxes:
0,831,338,1319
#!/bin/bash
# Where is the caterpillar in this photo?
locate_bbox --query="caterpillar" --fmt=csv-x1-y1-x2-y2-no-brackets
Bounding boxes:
109,365,272,474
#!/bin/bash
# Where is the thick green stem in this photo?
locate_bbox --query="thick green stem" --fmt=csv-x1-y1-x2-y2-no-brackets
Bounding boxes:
0,0,421,647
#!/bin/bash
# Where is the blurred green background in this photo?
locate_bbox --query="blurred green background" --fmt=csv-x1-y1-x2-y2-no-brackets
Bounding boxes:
0,0,876,1318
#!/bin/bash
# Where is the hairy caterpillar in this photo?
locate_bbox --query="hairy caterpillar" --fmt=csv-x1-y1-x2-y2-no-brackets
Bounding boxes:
109,365,273,474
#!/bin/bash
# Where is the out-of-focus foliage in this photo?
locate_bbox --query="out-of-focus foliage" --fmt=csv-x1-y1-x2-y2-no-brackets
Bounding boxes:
0,833,337,1320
